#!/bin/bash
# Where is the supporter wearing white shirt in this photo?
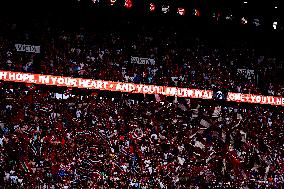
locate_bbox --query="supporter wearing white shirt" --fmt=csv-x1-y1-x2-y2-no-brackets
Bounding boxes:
50,112,57,120
80,62,84,69
0,135,4,147
10,175,18,184
7,51,12,57
141,145,146,153
178,156,185,165
4,172,10,181
158,179,166,189
76,109,81,118
124,75,130,82
6,105,12,110
76,48,81,55
6,59,12,66
144,159,151,167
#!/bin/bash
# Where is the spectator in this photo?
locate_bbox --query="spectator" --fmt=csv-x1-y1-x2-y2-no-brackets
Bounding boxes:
0,83,284,188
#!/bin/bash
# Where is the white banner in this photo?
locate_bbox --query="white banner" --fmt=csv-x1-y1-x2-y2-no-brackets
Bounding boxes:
131,56,155,65
237,69,255,80
52,93,74,100
15,44,41,54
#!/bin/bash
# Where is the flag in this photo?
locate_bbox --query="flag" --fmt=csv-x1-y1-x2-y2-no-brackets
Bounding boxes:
232,156,241,166
173,95,178,103
26,83,36,91
91,91,98,96
42,91,50,97
64,87,72,96
21,161,31,173
25,92,34,104
155,94,161,102
185,99,191,108
30,143,37,155
55,121,63,131
26,83,32,87
76,131,90,136
61,138,65,146
237,113,242,120
212,106,221,117
240,130,247,142
17,109,25,122
200,119,210,128
194,141,205,150
178,103,187,111
64,110,74,123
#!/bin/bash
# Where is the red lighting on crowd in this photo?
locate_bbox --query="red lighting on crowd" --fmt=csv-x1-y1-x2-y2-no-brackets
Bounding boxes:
177,8,185,16
150,3,155,12
125,0,132,9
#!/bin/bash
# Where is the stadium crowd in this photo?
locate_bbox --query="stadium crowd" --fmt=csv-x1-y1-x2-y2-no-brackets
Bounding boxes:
0,14,284,189
0,18,283,97
0,83,284,188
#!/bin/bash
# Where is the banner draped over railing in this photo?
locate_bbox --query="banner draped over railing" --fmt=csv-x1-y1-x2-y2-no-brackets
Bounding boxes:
227,92,284,106
1,70,284,106
0,70,212,99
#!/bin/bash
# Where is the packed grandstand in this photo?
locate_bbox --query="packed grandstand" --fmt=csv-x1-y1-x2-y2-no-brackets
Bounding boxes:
1,0,284,188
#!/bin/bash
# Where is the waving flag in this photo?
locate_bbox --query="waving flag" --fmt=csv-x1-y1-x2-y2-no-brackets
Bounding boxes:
21,160,31,173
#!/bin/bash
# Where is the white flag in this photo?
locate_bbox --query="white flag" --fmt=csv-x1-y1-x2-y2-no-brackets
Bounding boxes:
200,119,210,128
155,94,161,102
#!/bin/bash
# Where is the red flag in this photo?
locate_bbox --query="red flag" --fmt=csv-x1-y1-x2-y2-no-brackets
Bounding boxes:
26,83,36,91
64,87,72,96
17,109,25,122
21,160,32,173
26,83,33,88
61,138,65,146
25,92,34,104
91,91,98,96
63,110,77,126
55,121,63,131
9,109,25,124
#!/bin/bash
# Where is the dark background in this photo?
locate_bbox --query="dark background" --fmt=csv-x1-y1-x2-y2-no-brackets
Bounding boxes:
0,0,283,82
0,0,282,49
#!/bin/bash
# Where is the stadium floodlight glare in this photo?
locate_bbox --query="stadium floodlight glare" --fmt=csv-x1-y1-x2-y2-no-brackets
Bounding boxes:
125,0,132,8
177,8,185,16
212,12,221,21
162,5,170,13
253,18,260,27
226,15,233,20
273,22,277,30
150,3,155,12
110,0,116,6
241,17,248,24
193,9,200,16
